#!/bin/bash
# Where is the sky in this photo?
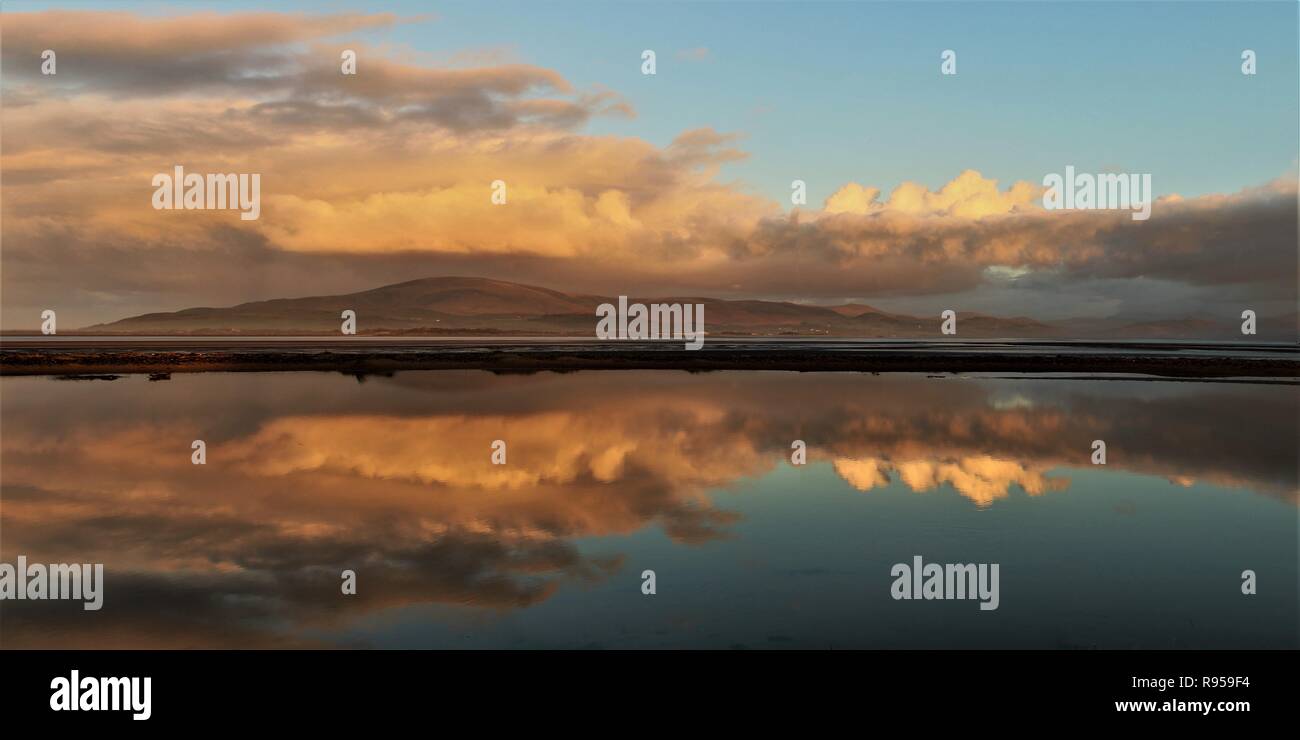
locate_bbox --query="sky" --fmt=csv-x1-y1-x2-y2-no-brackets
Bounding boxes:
2,0,1297,329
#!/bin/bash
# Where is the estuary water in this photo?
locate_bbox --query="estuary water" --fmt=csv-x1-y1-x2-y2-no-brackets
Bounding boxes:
1,370,1296,648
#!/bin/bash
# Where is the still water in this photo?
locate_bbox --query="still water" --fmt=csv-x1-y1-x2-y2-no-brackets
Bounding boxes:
1,370,1296,648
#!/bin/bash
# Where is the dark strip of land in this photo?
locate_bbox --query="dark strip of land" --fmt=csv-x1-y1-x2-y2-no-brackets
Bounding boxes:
2,339,1296,378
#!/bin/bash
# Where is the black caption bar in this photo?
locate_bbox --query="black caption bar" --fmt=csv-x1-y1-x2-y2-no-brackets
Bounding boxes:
0,649,1293,727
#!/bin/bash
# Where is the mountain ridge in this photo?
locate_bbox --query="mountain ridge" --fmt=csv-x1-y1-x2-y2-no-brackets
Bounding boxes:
80,276,1285,339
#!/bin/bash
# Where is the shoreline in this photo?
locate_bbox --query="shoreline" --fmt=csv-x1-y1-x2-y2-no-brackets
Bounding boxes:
2,340,1297,378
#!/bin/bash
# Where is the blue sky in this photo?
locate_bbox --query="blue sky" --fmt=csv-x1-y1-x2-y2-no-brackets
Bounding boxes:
3,1,1296,326
17,0,1298,205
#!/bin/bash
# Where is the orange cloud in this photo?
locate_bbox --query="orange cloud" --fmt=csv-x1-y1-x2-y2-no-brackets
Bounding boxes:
824,170,1041,218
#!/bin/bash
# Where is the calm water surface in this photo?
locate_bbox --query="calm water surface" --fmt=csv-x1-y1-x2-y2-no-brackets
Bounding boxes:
1,370,1295,648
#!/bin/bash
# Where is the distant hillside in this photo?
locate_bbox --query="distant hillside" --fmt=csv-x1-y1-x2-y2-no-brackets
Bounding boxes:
80,276,1291,339
81,277,1048,337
